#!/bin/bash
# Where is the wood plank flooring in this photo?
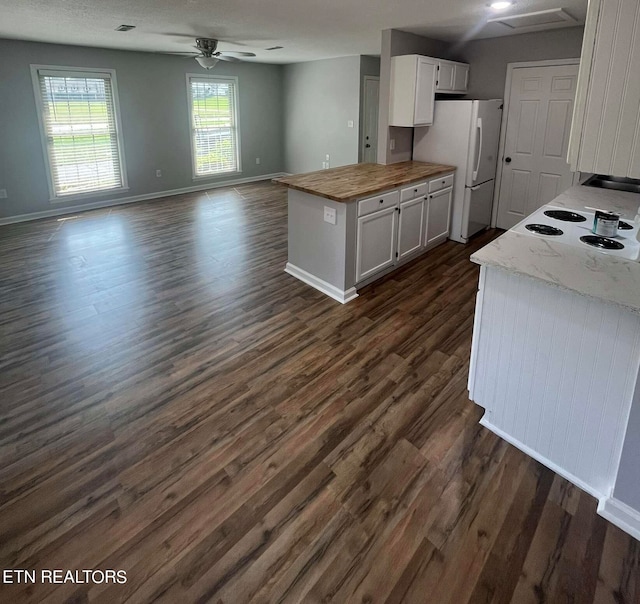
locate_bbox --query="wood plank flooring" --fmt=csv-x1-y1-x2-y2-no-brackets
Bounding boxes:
0,181,638,603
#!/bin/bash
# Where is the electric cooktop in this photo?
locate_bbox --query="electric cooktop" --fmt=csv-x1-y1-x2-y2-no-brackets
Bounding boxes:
511,205,640,260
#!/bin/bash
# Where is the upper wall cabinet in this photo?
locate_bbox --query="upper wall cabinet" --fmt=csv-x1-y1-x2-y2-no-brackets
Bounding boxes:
389,55,470,128
389,55,438,127
436,60,469,94
568,0,640,178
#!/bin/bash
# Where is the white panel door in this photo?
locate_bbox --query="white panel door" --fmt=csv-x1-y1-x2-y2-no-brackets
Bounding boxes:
397,196,424,260
496,64,579,230
414,58,437,126
362,76,379,163
356,207,398,282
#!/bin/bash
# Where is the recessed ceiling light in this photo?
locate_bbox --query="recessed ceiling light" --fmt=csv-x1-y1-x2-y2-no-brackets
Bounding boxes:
490,1,513,9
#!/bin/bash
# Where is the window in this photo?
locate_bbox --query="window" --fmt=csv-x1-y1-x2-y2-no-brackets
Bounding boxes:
32,66,127,199
187,76,240,177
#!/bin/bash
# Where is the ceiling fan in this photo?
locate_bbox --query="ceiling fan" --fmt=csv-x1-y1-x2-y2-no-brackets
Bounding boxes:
187,38,256,69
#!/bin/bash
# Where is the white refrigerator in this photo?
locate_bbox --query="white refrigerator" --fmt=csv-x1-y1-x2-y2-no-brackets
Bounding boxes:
413,99,503,243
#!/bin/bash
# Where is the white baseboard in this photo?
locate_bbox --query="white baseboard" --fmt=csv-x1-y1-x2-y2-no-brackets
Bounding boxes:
598,496,640,541
0,173,288,226
284,263,358,304
479,417,603,500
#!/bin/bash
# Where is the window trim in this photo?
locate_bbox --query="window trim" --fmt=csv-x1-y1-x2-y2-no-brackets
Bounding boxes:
186,73,242,181
30,64,129,203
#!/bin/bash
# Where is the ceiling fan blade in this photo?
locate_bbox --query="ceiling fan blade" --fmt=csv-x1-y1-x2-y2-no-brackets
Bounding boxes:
219,51,257,57
215,54,242,62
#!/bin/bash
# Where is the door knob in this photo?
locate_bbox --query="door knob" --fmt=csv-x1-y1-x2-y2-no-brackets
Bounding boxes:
505,157,512,163
365,144,371,148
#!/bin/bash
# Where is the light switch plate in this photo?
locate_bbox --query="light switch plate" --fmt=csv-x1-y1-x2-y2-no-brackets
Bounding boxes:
323,206,337,225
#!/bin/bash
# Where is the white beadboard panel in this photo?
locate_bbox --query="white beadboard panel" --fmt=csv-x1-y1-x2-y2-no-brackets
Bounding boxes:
579,0,640,177
611,3,640,177
470,266,640,497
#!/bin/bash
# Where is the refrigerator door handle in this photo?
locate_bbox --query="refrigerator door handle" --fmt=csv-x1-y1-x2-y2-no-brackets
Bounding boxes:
472,117,483,182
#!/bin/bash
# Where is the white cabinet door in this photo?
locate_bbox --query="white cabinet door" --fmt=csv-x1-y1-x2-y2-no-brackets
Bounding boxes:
414,58,437,126
356,206,398,282
453,63,469,93
568,0,640,178
437,61,455,92
425,187,452,246
397,196,425,261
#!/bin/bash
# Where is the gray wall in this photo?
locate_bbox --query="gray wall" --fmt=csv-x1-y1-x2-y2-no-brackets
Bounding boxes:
0,38,284,220
614,378,640,511
283,56,361,174
377,29,453,164
456,27,585,99
359,56,381,162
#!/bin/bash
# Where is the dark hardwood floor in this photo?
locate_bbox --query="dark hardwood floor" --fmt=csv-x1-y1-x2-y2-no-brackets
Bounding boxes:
0,181,638,603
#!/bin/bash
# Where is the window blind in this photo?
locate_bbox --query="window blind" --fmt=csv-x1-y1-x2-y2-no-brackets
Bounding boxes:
37,70,124,197
189,77,239,176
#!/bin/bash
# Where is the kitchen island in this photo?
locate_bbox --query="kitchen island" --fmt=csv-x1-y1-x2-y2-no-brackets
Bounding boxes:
469,184,640,540
274,161,455,303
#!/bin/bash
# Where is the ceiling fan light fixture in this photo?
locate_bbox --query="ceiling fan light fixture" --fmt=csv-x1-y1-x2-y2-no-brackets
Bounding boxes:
195,56,219,69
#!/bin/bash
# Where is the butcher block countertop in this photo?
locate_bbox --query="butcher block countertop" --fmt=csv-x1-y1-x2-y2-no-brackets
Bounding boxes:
273,161,456,202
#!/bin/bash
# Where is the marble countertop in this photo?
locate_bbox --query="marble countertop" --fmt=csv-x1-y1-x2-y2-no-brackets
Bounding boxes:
272,161,455,202
471,185,640,313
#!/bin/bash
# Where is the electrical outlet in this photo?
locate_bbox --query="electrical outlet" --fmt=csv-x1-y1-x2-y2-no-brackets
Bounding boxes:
347,120,354,128
323,206,337,225
155,169,162,178
390,139,396,151
0,189,7,199
325,154,330,161
322,161,328,169
255,157,261,165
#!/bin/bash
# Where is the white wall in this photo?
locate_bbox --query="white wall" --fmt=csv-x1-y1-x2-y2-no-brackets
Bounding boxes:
283,56,362,174
614,380,640,510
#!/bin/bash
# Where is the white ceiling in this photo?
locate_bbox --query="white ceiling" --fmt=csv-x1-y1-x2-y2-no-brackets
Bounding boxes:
0,0,587,63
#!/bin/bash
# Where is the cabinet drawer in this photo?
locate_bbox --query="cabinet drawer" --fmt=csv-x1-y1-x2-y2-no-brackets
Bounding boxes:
400,182,427,202
428,173,454,193
358,190,400,217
